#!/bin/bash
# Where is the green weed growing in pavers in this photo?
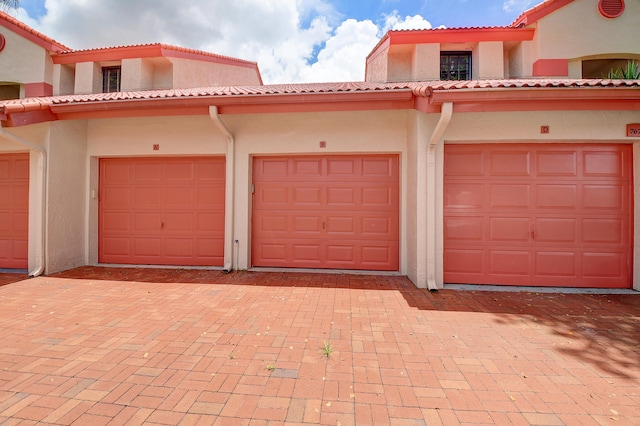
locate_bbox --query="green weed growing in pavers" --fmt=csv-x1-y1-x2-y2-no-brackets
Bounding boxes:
266,364,275,372
322,340,334,359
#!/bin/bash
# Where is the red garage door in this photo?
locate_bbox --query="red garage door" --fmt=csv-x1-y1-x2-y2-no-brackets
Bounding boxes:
252,155,399,270
0,153,29,269
99,157,225,266
444,144,632,288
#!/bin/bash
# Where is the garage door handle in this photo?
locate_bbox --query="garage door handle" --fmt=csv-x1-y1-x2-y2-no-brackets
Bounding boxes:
530,225,535,240
161,222,164,229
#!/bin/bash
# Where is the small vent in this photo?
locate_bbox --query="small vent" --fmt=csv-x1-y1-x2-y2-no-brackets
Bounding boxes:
598,0,625,18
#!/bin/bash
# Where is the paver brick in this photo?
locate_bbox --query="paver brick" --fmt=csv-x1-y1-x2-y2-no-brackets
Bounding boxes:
0,268,637,425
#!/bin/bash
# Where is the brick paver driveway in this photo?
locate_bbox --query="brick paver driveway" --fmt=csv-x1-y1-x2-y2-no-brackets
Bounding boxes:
0,267,639,425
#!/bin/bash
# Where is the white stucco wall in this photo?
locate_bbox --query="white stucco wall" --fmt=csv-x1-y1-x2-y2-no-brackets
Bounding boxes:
536,0,640,60
475,41,505,79
45,120,88,273
412,44,441,81
84,110,411,273
0,27,51,86
171,58,261,88
74,62,100,95
365,46,390,82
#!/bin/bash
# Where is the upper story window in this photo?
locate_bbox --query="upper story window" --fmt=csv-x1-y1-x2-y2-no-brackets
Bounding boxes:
440,52,471,81
102,66,121,93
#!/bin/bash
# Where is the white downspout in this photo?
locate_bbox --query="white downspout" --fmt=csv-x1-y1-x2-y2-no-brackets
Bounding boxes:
0,128,47,277
208,106,235,272
426,102,453,291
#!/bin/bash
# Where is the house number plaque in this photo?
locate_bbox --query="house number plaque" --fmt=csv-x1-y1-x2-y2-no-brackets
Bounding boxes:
627,124,640,137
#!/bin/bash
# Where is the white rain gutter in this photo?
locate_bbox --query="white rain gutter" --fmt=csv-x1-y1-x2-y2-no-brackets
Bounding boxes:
208,106,235,272
425,102,453,291
0,128,47,277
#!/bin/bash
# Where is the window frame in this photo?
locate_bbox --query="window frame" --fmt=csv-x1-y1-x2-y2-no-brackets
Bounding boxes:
102,66,122,93
440,51,472,81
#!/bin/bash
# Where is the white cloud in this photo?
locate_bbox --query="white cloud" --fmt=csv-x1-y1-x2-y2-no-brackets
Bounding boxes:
503,0,535,13
16,0,434,84
383,12,434,32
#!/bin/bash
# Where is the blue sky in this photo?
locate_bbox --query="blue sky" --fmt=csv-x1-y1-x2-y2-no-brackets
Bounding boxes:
13,0,537,83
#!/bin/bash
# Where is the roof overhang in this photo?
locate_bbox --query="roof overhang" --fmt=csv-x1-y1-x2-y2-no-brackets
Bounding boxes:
2,82,639,128
416,86,640,113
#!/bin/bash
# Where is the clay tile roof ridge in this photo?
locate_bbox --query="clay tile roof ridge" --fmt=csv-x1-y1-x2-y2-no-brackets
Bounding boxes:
0,9,70,52
58,42,258,66
388,25,512,34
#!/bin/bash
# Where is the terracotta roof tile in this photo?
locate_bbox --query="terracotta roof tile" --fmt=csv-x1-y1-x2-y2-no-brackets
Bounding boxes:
1,79,638,112
57,42,258,67
0,10,70,52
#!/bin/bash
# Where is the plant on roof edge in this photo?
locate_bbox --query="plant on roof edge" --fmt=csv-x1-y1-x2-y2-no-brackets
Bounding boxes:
0,1,19,11
606,60,640,79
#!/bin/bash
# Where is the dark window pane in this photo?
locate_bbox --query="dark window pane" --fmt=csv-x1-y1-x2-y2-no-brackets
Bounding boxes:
440,52,471,81
102,67,121,93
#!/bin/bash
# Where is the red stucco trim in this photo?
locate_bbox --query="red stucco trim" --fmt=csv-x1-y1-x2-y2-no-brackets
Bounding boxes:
24,82,53,98
511,0,575,27
532,59,569,77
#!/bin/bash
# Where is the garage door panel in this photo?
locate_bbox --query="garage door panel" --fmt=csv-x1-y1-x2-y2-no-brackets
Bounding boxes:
361,244,397,266
164,187,195,207
490,184,530,209
445,217,483,241
582,219,624,244
536,151,577,176
582,252,624,278
102,237,130,257
445,151,485,176
362,157,398,179
252,155,399,270
294,187,322,205
134,213,162,231
327,158,355,176
489,250,530,275
536,185,577,209
535,252,576,276
362,216,393,236
103,212,131,231
102,161,130,182
445,183,484,209
583,185,625,210
197,186,225,205
535,218,576,243
293,158,322,177
583,151,626,177
489,217,529,242
197,213,225,232
164,238,194,257
362,186,395,207
102,187,131,208
165,162,195,180
444,249,484,274
99,157,225,266
327,187,355,205
135,163,162,181
444,144,631,288
490,151,531,176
